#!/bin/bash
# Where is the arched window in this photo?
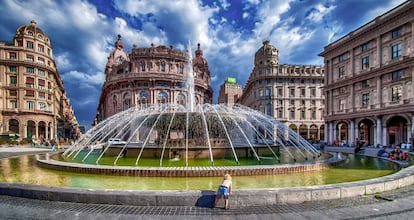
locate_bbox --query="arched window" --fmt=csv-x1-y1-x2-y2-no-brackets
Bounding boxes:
177,93,186,106
161,62,166,72
112,95,117,112
123,93,131,110
138,91,149,109
141,62,146,71
158,92,168,104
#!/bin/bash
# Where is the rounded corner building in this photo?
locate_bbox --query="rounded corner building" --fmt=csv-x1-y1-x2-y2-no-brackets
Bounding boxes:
240,40,325,141
0,20,80,141
94,35,213,124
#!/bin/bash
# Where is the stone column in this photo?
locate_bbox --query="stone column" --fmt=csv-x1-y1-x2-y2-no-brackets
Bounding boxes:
350,120,355,145
383,127,388,147
35,122,39,140
376,117,382,146
354,121,359,141
376,77,382,108
377,37,382,67
333,122,337,143
329,122,334,144
45,125,49,140
350,49,354,77
350,84,354,112
324,122,329,143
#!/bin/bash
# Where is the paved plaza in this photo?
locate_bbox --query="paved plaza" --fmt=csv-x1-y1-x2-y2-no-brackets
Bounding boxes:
1,146,414,219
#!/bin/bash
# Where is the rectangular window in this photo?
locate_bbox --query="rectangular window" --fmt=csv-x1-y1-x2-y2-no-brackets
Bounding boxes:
311,88,316,96
391,86,402,102
10,76,17,85
361,56,369,70
290,100,295,106
38,70,45,76
37,44,44,52
300,88,305,96
361,43,369,52
392,28,401,39
27,101,35,110
38,92,46,99
301,100,305,105
338,66,345,79
311,110,316,120
25,90,35,97
290,88,295,97
392,70,402,80
362,93,370,107
391,43,402,59
258,69,262,75
26,67,35,73
179,65,183,74
278,88,283,96
38,102,46,110
9,100,18,109
290,110,295,119
9,52,17,60
26,77,35,87
311,100,316,105
9,90,17,96
38,79,45,86
161,63,166,72
266,68,271,75
339,99,345,111
26,41,34,49
338,53,346,62
38,57,45,65
9,66,17,72
278,109,283,118
361,80,368,88
265,87,271,97
301,110,305,119
26,55,34,62
278,100,283,106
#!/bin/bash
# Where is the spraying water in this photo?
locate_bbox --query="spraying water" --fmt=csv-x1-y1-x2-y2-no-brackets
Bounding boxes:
186,41,195,112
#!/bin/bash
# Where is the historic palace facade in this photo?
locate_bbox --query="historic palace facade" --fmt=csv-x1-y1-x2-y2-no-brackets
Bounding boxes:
319,0,414,147
239,41,325,141
94,36,213,123
0,21,79,142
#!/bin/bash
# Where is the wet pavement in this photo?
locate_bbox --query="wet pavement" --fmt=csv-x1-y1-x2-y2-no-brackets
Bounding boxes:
1,146,414,219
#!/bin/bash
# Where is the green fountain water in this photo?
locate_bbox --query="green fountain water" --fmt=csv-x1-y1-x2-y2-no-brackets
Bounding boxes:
0,153,398,190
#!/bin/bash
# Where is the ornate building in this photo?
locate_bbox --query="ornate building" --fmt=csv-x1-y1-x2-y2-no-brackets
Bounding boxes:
319,0,414,147
0,21,79,142
218,77,243,105
94,36,213,123
239,40,325,141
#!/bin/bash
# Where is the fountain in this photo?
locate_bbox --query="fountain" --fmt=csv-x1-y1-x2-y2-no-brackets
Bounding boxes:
0,43,410,207
43,42,331,177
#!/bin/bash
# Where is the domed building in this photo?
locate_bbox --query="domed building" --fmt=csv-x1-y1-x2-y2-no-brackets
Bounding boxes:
239,40,325,141
94,36,213,123
0,21,80,143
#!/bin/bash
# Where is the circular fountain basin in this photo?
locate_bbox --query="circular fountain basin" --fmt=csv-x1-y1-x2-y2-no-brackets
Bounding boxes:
1,152,412,207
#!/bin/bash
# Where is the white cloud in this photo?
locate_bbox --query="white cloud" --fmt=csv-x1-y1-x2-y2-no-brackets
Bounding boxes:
55,53,70,71
306,4,335,23
242,12,249,19
253,0,292,37
62,70,105,86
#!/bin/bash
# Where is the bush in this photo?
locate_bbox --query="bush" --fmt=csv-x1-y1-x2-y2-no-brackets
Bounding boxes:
20,139,29,145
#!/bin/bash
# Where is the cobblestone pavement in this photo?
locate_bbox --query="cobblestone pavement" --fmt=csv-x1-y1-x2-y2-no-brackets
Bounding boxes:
1,147,414,219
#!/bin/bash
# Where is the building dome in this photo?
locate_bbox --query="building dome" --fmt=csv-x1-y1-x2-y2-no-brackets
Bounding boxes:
15,20,47,39
254,40,279,66
14,20,51,46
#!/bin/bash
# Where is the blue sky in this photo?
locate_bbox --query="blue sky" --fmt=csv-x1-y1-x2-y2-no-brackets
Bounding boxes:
0,0,407,130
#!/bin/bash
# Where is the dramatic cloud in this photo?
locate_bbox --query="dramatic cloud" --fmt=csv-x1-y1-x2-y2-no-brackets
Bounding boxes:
0,0,406,130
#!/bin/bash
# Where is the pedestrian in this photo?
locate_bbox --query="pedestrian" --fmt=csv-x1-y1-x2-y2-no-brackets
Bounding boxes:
214,173,232,209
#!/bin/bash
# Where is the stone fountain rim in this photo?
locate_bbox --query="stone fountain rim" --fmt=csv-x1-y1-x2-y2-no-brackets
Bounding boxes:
36,152,343,177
